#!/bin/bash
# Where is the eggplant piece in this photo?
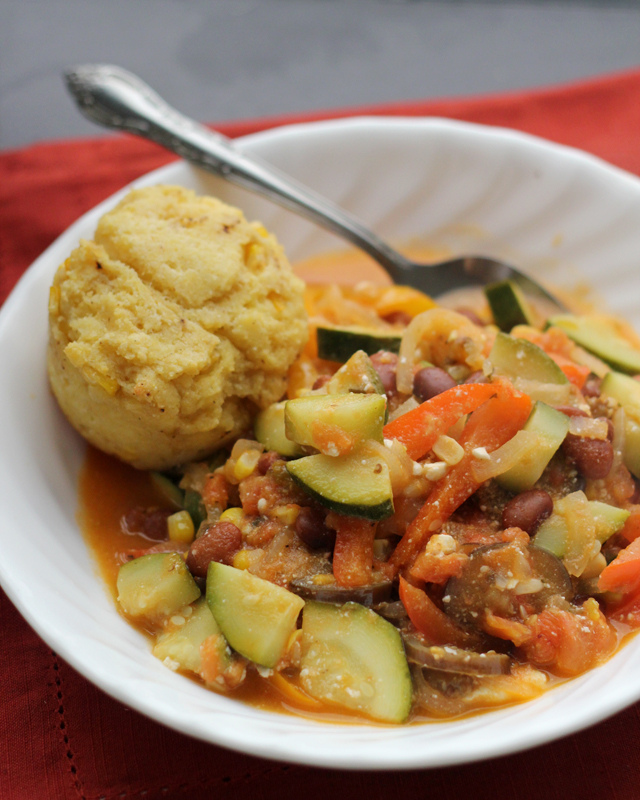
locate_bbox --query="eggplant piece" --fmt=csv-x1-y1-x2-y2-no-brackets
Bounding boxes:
374,600,409,622
445,542,574,630
403,634,511,677
289,575,392,607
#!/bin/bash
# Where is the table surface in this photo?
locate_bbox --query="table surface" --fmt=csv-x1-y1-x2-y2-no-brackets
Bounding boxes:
2,0,640,150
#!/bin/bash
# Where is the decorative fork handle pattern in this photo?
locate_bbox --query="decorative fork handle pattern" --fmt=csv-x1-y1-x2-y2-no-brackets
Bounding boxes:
64,64,410,281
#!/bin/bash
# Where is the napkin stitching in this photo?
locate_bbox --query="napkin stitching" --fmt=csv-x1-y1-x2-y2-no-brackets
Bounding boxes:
50,647,300,799
88,763,299,798
51,651,87,800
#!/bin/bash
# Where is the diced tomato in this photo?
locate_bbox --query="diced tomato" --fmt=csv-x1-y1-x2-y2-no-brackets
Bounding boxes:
519,602,617,676
598,537,640,594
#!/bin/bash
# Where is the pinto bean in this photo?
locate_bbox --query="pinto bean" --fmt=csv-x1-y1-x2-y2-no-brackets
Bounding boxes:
563,434,614,480
413,366,456,402
295,506,336,550
186,521,242,576
502,489,553,534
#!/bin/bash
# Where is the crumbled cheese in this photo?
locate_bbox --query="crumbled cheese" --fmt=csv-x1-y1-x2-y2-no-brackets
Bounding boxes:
472,446,491,460
423,461,448,480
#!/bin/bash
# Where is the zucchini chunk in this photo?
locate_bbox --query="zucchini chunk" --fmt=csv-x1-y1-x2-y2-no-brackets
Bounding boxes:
206,562,304,668
489,332,569,403
286,447,394,521
317,325,402,362
601,370,640,477
285,393,387,453
496,402,570,493
150,472,184,509
300,601,412,724
153,597,229,675
326,350,385,395
116,553,201,626
548,314,640,375
534,498,630,559
485,280,536,332
254,401,304,457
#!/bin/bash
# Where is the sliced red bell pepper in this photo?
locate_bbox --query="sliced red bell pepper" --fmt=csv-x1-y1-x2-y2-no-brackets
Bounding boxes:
329,513,376,587
398,577,471,647
383,382,498,461
390,381,532,571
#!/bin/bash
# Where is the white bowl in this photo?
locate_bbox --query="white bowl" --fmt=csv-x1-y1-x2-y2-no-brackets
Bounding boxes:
3,117,640,770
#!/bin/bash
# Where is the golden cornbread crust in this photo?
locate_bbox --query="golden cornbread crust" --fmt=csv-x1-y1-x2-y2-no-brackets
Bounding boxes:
47,185,308,470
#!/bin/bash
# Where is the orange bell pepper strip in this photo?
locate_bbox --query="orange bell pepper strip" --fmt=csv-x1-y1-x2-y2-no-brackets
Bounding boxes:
329,513,376,587
548,353,590,390
398,577,472,647
619,506,640,543
390,382,532,571
382,382,498,461
598,537,640,594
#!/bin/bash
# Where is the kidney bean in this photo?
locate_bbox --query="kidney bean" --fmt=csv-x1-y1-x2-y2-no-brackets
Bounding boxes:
370,351,398,396
502,489,553,534
563,434,614,480
582,376,602,398
413,366,457,402
295,506,336,550
121,507,172,541
464,370,489,385
555,405,590,418
257,451,281,475
186,521,242,576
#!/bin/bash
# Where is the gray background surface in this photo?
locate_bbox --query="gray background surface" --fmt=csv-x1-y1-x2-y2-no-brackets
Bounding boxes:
1,0,640,151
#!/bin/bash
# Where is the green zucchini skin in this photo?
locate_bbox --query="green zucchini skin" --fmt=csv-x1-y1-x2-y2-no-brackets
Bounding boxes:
206,562,304,668
284,393,386,451
286,449,394,521
300,601,412,724
116,553,201,625
317,325,402,362
485,280,536,332
548,314,640,375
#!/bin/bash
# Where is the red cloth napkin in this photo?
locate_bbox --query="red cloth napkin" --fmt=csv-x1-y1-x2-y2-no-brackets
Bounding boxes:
4,67,640,800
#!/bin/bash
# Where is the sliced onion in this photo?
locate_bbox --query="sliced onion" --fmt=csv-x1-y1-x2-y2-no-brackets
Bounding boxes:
557,491,596,577
388,396,419,423
611,406,627,469
365,439,414,494
470,430,539,482
567,416,609,439
397,308,486,395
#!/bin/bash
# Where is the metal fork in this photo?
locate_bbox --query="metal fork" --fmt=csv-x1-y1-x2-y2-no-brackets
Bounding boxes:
64,64,565,310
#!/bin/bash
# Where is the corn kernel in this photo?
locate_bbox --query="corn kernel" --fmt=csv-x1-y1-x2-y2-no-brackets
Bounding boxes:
312,574,335,586
220,507,246,528
81,365,119,396
233,450,261,481
48,285,60,315
168,510,195,544
232,550,251,570
272,504,300,526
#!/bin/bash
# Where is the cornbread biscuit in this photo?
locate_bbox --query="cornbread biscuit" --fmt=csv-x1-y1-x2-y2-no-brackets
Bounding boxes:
47,185,308,469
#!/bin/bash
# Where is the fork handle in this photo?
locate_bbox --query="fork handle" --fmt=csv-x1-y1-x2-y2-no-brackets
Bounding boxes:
64,64,410,279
